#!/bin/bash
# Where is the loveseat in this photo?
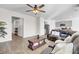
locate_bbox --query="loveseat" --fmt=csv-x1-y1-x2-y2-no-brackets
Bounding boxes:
47,29,76,41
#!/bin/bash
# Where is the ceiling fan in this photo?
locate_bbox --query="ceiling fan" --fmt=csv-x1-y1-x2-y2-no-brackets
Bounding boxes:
26,4,46,15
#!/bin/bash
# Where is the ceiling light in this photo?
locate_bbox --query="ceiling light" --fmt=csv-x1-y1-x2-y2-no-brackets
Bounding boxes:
26,4,45,15
32,9,39,14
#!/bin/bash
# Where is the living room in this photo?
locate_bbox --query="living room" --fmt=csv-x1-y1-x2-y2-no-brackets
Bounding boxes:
0,4,79,54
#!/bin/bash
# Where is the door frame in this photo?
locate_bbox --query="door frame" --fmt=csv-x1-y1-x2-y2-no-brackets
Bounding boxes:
11,16,24,38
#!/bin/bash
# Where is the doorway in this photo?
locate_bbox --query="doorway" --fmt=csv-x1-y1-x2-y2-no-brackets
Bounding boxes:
44,23,50,35
12,16,24,38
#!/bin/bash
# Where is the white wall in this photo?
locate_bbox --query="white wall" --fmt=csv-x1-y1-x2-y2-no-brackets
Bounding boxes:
0,8,37,42
0,8,12,42
36,17,45,36
71,17,79,31
39,17,45,35
36,17,40,35
45,19,55,32
54,10,79,32
23,16,37,38
37,17,55,35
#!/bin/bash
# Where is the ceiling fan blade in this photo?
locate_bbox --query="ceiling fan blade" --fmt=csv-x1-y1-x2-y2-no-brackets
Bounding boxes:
26,4,33,8
39,4,45,8
39,10,46,13
26,10,32,12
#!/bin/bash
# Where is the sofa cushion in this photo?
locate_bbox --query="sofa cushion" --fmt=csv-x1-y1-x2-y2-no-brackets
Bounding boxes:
64,36,71,42
55,40,64,43
51,43,73,54
55,35,71,44
70,32,79,42
51,31,60,36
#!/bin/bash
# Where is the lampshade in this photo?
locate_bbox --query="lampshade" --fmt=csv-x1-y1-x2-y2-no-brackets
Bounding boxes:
32,7,39,14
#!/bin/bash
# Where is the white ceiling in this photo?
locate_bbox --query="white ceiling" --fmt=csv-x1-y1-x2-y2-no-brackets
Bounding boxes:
0,4,75,19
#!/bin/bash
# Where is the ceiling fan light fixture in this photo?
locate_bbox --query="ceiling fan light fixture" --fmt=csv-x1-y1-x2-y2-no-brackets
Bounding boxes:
32,9,39,13
26,4,45,14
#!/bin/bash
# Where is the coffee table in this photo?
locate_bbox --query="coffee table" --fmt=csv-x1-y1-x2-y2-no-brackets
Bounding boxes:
28,38,46,50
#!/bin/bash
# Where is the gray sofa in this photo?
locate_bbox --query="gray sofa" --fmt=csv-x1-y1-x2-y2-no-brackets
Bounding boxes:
73,36,79,54
41,32,79,54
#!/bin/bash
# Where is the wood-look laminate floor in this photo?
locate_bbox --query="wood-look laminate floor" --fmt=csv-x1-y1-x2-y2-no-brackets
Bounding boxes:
0,35,54,54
